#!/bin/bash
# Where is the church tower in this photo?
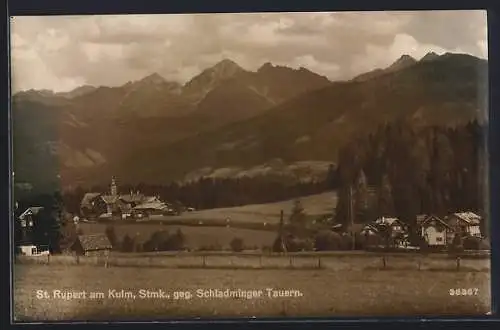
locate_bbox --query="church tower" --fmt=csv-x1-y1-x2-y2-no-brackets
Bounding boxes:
110,177,118,196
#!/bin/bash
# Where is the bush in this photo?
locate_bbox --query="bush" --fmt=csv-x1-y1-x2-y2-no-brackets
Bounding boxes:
463,236,482,250
314,230,342,251
121,234,135,252
230,237,244,252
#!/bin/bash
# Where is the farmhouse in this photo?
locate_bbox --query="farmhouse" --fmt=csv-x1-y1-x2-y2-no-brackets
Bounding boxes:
419,215,454,247
446,212,482,238
72,234,112,257
374,217,407,235
80,193,107,218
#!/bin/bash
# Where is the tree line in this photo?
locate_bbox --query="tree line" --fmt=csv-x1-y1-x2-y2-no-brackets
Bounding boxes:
334,119,487,235
60,172,338,215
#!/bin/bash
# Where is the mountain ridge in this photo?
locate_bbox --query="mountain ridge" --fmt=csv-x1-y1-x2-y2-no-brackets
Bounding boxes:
11,53,488,189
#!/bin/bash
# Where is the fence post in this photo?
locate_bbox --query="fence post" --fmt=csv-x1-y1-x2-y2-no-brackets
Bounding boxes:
318,257,322,269
456,256,461,271
289,256,293,268
382,255,387,269
47,254,50,264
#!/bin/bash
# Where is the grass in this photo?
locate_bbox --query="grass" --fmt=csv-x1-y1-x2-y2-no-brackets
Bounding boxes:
79,192,337,249
13,263,491,321
79,223,277,249
152,191,337,224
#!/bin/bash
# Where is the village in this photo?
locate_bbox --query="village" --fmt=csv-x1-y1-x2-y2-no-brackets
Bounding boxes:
14,176,489,258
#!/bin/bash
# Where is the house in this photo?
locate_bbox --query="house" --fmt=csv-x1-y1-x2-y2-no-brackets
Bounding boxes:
17,206,44,244
18,244,50,256
133,201,170,215
446,212,482,238
80,193,106,218
71,234,112,257
419,215,454,246
360,224,379,236
374,217,407,235
18,206,43,228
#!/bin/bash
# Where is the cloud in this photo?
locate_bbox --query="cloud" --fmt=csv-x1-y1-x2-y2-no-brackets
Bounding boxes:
10,10,487,92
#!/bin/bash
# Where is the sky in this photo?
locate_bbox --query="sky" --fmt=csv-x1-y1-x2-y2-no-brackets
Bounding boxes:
10,10,488,93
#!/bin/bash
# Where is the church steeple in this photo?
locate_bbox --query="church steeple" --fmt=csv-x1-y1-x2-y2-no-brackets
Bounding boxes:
111,177,118,196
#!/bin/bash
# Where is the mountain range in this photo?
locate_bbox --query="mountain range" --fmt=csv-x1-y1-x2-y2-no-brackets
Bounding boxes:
12,52,488,191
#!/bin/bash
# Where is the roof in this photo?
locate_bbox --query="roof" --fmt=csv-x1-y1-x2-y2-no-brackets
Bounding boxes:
76,234,112,251
133,201,169,211
374,217,403,226
81,193,102,207
119,194,145,204
19,207,44,219
452,212,481,225
421,215,453,229
360,224,379,233
101,195,118,205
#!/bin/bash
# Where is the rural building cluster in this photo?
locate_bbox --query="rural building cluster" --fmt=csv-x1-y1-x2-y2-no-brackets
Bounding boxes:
352,212,483,249
79,177,186,220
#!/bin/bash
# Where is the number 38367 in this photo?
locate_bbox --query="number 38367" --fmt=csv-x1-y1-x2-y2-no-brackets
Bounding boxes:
449,288,479,296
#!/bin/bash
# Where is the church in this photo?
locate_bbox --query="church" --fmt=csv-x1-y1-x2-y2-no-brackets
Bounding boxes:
80,177,171,219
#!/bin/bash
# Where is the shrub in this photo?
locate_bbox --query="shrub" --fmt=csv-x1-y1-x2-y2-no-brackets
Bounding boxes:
314,230,342,251
230,237,244,252
463,236,482,250
121,234,135,252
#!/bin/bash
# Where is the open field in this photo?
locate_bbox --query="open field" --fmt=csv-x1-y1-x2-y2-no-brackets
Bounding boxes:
16,253,491,271
13,262,491,321
79,223,277,249
155,191,337,223
79,192,337,249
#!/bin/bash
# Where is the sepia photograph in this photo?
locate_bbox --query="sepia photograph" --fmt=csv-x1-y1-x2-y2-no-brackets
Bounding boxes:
10,10,491,321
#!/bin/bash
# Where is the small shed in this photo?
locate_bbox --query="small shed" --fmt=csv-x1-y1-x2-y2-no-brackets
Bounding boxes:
72,234,112,257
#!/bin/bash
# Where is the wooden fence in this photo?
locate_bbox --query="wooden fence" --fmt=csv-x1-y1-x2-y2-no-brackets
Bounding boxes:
15,252,490,272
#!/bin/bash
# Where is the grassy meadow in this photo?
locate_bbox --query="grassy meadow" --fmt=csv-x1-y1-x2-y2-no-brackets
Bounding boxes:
13,262,491,321
78,192,337,249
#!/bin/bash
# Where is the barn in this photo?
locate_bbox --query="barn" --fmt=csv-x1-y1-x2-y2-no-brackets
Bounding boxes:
72,234,112,257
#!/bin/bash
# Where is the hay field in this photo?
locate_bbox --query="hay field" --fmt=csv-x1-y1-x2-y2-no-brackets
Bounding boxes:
13,261,490,321
79,223,277,249
169,191,337,223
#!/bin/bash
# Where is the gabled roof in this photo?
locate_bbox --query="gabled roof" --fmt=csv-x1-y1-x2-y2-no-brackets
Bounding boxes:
421,214,453,229
76,234,112,251
133,201,168,211
361,224,379,233
452,212,481,225
81,193,102,207
101,195,118,205
19,206,44,219
375,217,403,226
119,194,145,204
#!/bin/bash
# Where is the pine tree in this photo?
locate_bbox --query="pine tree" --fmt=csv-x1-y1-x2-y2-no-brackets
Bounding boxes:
378,174,395,217
354,169,370,222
